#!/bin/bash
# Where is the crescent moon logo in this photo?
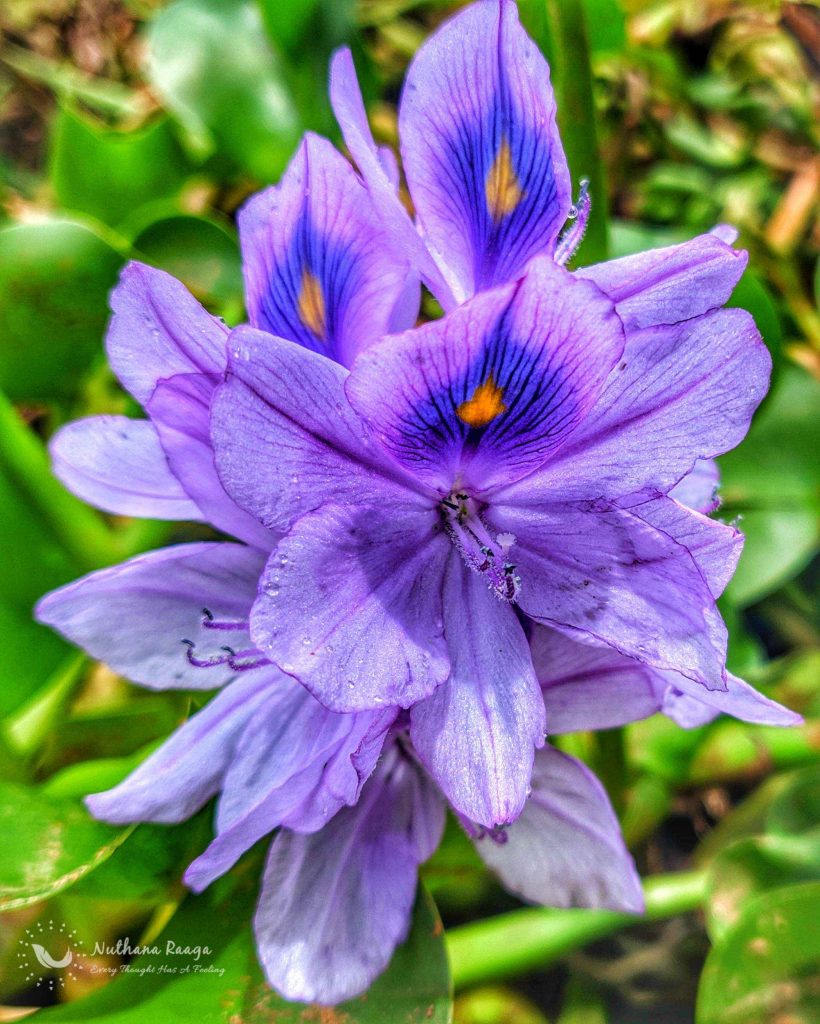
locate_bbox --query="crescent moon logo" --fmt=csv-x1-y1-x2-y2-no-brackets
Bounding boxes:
31,942,73,970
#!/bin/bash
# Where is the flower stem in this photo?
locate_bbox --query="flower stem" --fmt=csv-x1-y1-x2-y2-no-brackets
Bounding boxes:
445,870,707,989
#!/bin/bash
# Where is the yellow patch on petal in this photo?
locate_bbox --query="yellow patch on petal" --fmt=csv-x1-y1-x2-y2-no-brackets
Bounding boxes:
457,374,508,428
297,269,326,340
485,139,523,221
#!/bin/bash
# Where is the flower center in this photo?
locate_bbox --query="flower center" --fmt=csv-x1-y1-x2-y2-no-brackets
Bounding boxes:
440,491,520,602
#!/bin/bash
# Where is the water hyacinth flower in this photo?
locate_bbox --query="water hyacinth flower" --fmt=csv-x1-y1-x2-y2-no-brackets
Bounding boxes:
33,0,799,1007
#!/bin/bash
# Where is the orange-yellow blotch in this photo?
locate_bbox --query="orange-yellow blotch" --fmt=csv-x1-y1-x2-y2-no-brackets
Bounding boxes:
485,139,523,221
457,374,508,428
297,269,326,340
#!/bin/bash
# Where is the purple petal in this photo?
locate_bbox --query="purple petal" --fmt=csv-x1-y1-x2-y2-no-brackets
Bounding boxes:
184,687,395,891
147,373,273,550
575,231,748,330
669,458,720,515
399,0,571,300
85,671,273,824
106,262,227,405
249,501,451,712
496,308,770,503
329,48,456,310
663,671,803,729
411,554,544,828
634,495,742,599
239,132,417,367
36,543,264,690
533,626,662,733
474,746,644,912
212,326,426,536
345,258,623,494
487,502,728,690
253,749,445,1004
50,416,201,520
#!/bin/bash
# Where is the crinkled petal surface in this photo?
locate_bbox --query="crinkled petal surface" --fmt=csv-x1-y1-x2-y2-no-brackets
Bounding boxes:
85,671,273,824
662,671,803,729
410,554,544,828
496,308,770,503
329,50,456,310
576,231,748,330
533,626,662,733
634,495,742,599
106,262,227,405
250,501,451,712
239,132,416,367
212,327,426,536
399,0,571,300
474,746,644,912
346,259,624,494
148,374,273,549
50,416,201,521
36,543,264,690
184,686,395,892
487,502,728,690
254,749,445,1005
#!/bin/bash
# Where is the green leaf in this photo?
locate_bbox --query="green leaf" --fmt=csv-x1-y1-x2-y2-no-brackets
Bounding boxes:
132,214,243,314
766,764,820,838
38,884,452,1023
720,366,820,606
0,218,125,401
49,108,190,230
0,782,130,911
697,882,820,1024
146,0,300,181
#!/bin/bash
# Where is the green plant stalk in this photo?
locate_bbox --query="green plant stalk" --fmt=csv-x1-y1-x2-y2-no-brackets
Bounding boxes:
446,869,707,990
591,727,628,816
3,652,87,758
0,389,122,572
544,0,609,264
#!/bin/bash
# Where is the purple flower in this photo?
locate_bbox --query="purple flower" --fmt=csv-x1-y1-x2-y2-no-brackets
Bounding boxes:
33,0,795,1007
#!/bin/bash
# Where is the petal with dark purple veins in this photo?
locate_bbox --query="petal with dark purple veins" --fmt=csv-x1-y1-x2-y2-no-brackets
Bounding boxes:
50,416,201,521
399,0,571,300
239,132,417,367
36,543,264,690
474,745,644,912
495,308,770,504
254,749,445,1005
346,259,623,494
411,553,544,828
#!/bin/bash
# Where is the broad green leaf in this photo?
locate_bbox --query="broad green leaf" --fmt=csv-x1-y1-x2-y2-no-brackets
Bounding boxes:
49,107,189,230
146,0,300,181
721,367,820,606
0,782,130,911
766,764,820,838
704,834,820,943
132,214,243,314
697,882,820,1024
38,884,452,1023
0,219,125,401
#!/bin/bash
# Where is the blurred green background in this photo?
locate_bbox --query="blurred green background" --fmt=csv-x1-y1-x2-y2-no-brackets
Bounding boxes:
0,1,818,1022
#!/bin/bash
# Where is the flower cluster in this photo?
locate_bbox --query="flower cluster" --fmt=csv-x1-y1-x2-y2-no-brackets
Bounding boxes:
37,0,798,1006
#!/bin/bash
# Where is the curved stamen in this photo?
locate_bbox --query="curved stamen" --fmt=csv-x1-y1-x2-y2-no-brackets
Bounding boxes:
200,608,251,632
555,179,590,266
440,492,521,602
181,640,269,673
